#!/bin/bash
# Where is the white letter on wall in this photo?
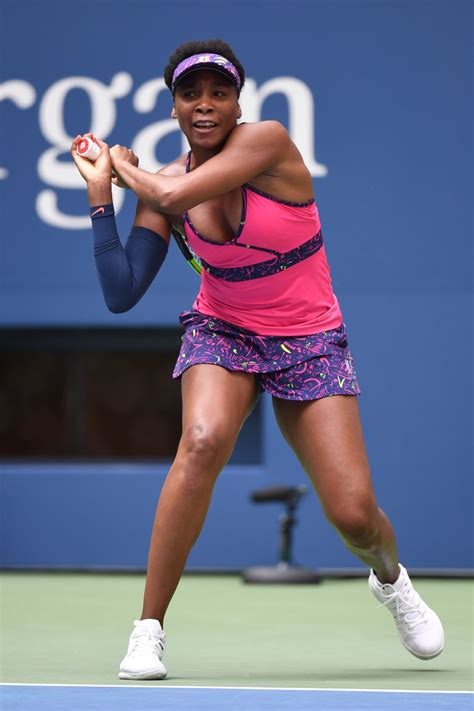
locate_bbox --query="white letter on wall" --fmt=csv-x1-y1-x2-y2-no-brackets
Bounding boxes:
132,78,189,172
240,78,328,178
36,73,133,229
0,80,37,179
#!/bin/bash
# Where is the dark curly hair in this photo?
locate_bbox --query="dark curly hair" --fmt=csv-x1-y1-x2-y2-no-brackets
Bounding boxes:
164,39,245,95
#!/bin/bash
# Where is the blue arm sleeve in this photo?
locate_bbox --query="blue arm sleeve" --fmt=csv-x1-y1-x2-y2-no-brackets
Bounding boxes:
90,204,168,313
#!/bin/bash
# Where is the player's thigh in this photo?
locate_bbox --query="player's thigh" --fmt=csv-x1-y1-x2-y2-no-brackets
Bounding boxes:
272,394,377,518
180,364,259,463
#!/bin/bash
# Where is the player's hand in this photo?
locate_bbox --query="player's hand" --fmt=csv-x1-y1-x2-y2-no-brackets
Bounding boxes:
110,144,139,188
70,133,112,184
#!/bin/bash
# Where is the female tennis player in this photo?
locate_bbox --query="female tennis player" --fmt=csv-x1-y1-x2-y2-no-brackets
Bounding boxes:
71,39,444,680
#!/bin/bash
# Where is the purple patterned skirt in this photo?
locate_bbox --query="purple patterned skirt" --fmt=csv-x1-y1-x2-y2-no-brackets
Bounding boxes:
173,310,361,401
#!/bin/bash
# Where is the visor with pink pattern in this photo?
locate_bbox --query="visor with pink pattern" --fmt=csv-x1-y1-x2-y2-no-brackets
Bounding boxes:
171,53,241,95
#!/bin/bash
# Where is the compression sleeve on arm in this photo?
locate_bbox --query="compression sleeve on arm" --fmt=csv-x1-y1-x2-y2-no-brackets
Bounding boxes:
90,204,168,313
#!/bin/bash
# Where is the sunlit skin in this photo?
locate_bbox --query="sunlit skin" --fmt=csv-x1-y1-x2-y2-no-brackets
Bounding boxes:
70,64,400,627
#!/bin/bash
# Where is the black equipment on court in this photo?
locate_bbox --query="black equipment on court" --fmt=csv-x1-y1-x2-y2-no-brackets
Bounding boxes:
242,485,321,584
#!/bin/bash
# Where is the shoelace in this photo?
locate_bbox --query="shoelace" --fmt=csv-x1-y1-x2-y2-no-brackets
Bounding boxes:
128,631,164,657
378,583,427,632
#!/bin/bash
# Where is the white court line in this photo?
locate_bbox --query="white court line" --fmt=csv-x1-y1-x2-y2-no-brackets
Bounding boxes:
0,683,471,694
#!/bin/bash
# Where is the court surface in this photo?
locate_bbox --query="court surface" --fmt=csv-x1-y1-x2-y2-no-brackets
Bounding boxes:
1,573,472,709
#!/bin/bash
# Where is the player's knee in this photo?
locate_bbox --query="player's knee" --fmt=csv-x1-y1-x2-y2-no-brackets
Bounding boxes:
180,423,232,471
327,501,380,546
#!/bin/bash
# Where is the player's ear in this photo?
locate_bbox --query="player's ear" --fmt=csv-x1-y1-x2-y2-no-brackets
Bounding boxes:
171,106,177,119
237,104,242,120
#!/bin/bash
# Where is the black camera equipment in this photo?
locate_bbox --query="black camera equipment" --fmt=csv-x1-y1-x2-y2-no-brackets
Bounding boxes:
242,485,321,584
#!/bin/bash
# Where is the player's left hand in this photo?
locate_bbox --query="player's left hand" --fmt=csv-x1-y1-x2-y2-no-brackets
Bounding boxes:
110,145,139,188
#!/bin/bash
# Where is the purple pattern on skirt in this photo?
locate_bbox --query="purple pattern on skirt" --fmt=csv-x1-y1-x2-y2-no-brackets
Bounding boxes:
173,311,361,401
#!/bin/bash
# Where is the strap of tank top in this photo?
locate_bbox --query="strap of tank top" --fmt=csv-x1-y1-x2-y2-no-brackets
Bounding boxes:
185,150,192,173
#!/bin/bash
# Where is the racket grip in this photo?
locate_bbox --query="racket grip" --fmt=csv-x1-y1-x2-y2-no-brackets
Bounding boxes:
77,136,101,161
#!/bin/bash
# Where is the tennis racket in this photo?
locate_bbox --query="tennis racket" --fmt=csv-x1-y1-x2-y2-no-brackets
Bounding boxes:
171,224,202,276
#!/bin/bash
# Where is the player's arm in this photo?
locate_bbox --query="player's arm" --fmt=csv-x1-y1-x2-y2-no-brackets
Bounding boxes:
109,121,289,213
71,134,170,314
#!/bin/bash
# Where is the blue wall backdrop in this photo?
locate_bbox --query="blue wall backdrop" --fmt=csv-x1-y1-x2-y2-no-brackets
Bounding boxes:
1,0,472,569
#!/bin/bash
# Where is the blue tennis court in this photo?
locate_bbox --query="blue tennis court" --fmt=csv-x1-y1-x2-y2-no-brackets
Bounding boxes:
1,685,472,711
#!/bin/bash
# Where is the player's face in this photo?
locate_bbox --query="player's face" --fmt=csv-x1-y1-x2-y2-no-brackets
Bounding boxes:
172,70,241,151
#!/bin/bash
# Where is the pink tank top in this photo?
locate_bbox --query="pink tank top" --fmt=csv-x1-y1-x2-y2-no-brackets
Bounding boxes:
183,179,342,336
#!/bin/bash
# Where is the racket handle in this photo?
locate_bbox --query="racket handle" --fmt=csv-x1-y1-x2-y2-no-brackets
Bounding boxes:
171,227,203,275
77,136,101,161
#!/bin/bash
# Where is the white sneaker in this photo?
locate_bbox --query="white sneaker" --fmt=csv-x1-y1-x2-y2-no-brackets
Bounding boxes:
369,564,444,660
119,619,167,680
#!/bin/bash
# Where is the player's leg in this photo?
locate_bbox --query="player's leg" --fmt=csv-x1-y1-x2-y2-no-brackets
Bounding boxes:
120,364,259,679
273,394,399,580
141,364,259,623
272,394,444,659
